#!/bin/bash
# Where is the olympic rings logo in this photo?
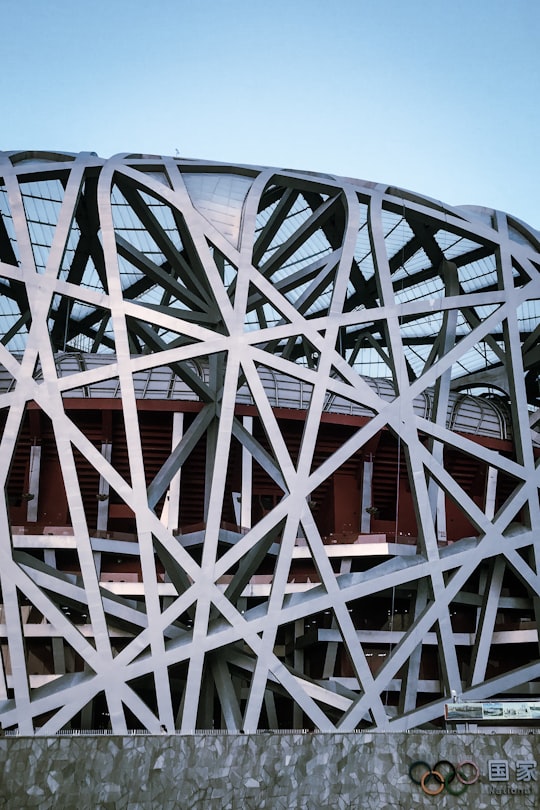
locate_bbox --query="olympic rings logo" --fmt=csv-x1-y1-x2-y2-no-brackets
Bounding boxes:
409,760,480,796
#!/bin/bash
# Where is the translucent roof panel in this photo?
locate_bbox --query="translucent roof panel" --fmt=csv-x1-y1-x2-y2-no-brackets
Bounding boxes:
434,230,484,260
111,186,166,263
183,172,254,249
0,152,537,401
20,179,64,273
0,186,19,264
458,256,498,292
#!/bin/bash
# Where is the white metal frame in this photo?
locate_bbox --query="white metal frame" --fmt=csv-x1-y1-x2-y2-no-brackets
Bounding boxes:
0,150,538,733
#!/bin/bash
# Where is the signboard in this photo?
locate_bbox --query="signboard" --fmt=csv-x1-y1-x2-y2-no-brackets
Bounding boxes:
445,701,540,722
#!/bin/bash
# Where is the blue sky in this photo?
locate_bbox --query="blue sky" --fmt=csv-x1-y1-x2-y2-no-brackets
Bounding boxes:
2,0,539,228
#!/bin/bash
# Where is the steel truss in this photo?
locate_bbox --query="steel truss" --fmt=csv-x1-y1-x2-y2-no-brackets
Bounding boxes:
0,150,539,733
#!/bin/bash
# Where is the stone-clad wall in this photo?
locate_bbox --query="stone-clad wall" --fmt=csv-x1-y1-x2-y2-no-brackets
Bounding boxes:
0,732,539,809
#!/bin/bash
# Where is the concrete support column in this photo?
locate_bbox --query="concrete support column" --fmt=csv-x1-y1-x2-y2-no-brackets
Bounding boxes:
97,443,112,533
399,580,428,715
241,416,253,530
0,634,7,700
44,550,67,680
204,420,218,522
26,445,41,523
160,413,183,532
293,618,304,728
485,466,498,520
436,488,447,544
322,560,352,679
264,690,278,728
360,457,374,533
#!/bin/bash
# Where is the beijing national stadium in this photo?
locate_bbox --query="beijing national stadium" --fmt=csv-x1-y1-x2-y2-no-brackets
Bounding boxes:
0,149,538,736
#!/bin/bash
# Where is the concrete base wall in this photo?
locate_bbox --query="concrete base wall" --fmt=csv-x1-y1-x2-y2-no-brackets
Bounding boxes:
1,732,539,809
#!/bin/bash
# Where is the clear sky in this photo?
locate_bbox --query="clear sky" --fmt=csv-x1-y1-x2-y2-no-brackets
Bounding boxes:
2,0,539,228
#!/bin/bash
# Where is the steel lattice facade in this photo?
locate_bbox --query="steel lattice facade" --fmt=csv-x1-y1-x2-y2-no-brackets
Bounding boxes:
0,150,539,734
